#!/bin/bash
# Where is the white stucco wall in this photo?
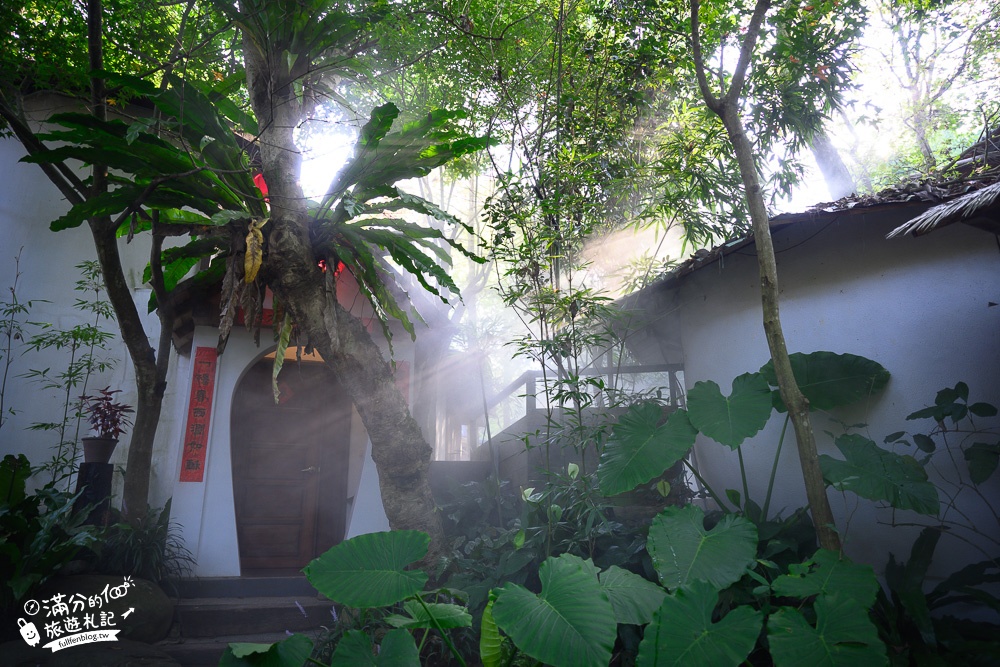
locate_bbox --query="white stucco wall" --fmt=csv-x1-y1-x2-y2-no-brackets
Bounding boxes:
648,210,999,577
0,124,182,507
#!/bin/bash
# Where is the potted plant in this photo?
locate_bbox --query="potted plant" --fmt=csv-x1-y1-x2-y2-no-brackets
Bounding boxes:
80,387,134,463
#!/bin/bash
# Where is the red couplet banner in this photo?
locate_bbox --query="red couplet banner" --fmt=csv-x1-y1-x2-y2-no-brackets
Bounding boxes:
179,347,218,482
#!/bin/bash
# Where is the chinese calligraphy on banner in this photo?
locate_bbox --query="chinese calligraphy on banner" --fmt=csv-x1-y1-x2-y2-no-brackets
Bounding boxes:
179,347,218,482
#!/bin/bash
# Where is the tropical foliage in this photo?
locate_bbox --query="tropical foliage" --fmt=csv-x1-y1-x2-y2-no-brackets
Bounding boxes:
218,352,999,665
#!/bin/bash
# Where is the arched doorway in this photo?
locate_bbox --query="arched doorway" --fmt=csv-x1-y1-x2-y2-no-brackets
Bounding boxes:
231,354,351,574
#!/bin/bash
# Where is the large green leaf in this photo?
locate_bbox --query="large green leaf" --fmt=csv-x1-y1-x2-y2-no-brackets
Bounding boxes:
760,352,890,412
768,595,888,666
820,435,939,515
687,373,773,448
492,554,616,667
771,549,878,608
636,580,762,667
647,505,758,590
328,629,420,667
219,634,313,667
597,405,697,496
480,593,503,667
599,565,667,625
385,600,472,630
303,531,429,607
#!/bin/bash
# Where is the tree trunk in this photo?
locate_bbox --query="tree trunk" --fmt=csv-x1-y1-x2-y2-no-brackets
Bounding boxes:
88,221,167,520
87,0,169,522
690,0,841,551
718,104,841,551
242,38,445,559
808,129,855,200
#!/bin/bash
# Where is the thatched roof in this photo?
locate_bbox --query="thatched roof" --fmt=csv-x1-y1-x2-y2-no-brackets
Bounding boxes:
886,180,1000,238
887,126,1000,238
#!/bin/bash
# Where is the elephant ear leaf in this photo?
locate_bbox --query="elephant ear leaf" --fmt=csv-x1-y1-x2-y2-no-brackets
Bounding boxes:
768,594,888,667
599,565,667,626
328,629,420,667
492,554,616,667
687,373,773,449
772,549,879,608
303,530,429,607
760,351,890,412
597,404,696,496
648,505,758,590
636,580,762,667
220,633,314,667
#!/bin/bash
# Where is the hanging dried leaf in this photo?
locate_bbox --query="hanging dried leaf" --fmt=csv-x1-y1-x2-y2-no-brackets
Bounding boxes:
244,218,266,283
217,255,242,354
239,279,263,347
272,312,293,404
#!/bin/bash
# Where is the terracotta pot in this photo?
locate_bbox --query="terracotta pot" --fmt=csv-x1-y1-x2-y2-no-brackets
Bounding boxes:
82,436,118,463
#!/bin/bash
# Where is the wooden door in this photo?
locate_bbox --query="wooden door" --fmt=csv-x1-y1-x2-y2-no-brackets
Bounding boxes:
231,359,350,573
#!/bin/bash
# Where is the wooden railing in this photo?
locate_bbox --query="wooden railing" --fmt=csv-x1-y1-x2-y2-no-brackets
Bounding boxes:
470,363,685,448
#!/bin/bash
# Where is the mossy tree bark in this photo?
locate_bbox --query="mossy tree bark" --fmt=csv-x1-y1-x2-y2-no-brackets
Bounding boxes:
242,32,444,559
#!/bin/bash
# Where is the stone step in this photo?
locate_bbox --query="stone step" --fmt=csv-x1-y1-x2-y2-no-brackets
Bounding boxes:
174,596,335,638
174,576,319,599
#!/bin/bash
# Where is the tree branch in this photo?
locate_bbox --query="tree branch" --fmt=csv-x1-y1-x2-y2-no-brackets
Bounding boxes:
0,97,88,206
689,0,720,112
725,0,772,106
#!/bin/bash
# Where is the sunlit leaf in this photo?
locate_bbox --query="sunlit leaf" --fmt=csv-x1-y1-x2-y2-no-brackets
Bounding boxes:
480,593,503,667
597,404,696,496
